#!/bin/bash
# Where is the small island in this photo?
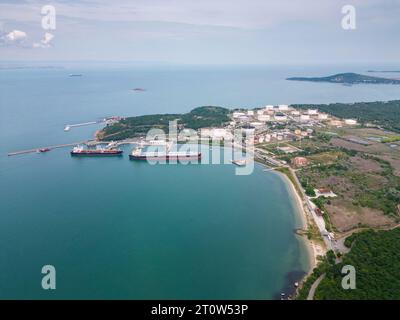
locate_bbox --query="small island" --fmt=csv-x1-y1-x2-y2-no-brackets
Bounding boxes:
287,72,400,85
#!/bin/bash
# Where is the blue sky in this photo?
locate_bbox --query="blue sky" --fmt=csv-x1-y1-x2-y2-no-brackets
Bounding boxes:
0,0,399,64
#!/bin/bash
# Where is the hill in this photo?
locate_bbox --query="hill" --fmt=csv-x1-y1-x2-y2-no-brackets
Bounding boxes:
97,106,230,141
287,72,400,85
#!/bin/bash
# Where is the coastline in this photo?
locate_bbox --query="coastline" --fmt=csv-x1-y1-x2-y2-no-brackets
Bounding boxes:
273,168,319,273
96,131,319,295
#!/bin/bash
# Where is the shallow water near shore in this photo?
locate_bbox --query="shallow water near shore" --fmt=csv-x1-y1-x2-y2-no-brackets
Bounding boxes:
0,144,309,299
1,64,397,299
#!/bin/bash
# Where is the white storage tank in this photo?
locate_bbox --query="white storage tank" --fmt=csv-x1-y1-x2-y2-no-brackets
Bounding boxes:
258,115,270,122
300,114,310,121
345,119,358,125
274,113,288,121
233,112,245,118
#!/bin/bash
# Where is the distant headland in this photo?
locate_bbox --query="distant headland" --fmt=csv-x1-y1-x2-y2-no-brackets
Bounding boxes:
367,70,400,73
286,72,400,85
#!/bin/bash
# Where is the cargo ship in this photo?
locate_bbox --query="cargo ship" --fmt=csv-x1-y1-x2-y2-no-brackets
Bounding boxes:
129,147,201,161
70,146,123,157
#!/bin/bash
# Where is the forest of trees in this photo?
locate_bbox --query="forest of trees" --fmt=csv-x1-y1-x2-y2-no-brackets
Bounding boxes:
299,228,400,300
99,106,231,140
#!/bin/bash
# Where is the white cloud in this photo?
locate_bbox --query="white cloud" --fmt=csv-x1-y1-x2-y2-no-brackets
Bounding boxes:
33,32,54,48
0,29,28,47
6,29,27,41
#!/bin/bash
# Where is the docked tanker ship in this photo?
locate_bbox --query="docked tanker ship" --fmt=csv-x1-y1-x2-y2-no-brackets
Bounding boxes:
129,147,201,161
71,145,123,156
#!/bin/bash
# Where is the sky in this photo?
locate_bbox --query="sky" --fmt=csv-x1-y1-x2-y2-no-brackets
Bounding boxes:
0,0,399,64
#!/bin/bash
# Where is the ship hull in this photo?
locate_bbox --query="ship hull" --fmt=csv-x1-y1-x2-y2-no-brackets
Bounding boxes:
129,154,201,161
71,151,123,157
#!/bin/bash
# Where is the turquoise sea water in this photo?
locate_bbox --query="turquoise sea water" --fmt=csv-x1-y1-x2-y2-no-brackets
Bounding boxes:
0,65,399,299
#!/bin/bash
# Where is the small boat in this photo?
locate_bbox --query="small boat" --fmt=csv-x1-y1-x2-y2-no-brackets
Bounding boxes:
132,88,146,92
39,148,50,153
69,74,83,77
231,159,247,167
294,282,299,288
64,125,71,132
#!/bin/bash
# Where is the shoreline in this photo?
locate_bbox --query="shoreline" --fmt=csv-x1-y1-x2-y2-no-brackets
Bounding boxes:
270,167,321,274
97,133,320,272
95,132,320,296
279,171,318,270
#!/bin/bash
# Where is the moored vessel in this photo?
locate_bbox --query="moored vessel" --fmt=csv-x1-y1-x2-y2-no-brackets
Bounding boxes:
231,159,247,167
70,145,123,156
129,147,201,161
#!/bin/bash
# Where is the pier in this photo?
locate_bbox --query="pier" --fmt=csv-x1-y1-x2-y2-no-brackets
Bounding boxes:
7,141,92,156
64,121,98,131
64,116,121,132
7,138,141,157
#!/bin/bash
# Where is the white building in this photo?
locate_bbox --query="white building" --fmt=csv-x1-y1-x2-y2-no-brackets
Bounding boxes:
238,115,249,122
233,112,246,118
147,139,168,146
300,114,310,122
257,115,271,122
345,119,358,125
318,114,329,120
247,110,254,116
250,122,264,128
265,105,275,111
278,104,289,111
308,109,318,115
257,110,265,115
200,128,233,140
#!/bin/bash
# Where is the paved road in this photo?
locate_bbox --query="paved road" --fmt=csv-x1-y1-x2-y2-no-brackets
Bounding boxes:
289,167,334,251
307,274,326,300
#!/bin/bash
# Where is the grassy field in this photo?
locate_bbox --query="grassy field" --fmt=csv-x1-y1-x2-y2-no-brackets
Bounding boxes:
276,126,400,233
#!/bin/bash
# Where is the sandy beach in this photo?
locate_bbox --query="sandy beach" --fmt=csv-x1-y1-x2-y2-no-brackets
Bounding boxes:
276,170,322,271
